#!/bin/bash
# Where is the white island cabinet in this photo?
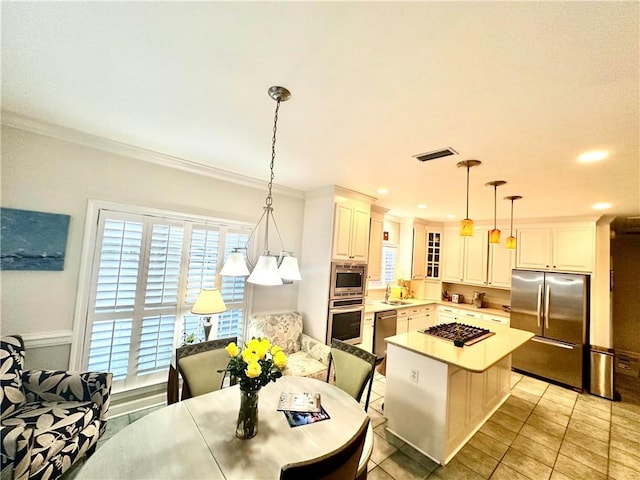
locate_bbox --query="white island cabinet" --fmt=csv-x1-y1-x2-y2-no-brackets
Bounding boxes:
384,325,533,465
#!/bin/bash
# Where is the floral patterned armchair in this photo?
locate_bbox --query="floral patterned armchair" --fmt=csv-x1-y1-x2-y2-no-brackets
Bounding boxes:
0,335,112,480
246,311,330,381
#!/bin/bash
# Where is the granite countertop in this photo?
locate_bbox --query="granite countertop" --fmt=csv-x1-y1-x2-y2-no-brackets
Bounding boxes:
364,298,509,317
385,323,533,373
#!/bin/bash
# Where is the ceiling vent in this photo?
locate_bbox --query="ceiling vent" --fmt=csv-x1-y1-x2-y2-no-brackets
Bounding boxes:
413,147,459,162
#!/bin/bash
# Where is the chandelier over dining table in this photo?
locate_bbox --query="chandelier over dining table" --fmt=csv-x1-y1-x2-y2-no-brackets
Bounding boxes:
220,86,301,286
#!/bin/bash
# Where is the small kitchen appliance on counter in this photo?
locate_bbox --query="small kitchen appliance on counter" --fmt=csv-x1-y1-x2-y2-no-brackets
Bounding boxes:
451,293,463,304
472,292,485,308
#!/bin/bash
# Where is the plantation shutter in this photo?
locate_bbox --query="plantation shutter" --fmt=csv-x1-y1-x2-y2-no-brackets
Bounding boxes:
84,209,251,391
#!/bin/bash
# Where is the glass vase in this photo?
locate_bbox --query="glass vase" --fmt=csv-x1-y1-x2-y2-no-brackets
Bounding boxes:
236,388,260,439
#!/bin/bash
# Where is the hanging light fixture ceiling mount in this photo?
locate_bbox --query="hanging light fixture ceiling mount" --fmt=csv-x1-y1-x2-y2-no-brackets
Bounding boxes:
456,160,482,236
504,195,522,249
219,86,301,286
486,180,506,244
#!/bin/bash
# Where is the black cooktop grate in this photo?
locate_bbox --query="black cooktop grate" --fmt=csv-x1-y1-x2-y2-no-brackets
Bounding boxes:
420,322,495,346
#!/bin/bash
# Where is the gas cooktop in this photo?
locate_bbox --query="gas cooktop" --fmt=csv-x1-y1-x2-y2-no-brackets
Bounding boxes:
420,322,495,346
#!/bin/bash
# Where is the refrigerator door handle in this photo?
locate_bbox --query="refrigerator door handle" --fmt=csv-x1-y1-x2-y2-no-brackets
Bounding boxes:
532,337,574,350
536,284,543,328
544,286,551,329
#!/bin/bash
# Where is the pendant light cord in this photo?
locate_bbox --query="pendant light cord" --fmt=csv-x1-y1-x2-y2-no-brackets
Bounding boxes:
493,184,497,230
510,198,514,236
465,165,470,218
265,99,281,208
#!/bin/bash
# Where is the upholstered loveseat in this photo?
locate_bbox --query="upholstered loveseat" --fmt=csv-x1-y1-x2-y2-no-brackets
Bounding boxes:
247,311,330,380
0,335,112,480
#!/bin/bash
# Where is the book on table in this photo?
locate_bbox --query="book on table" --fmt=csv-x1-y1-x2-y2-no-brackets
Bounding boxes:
277,392,321,413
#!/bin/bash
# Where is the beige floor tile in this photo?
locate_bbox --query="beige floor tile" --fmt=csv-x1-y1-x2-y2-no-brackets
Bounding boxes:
572,400,611,422
609,459,640,480
563,428,609,457
536,397,575,417
377,450,434,480
371,430,401,464
531,403,571,428
542,388,577,409
510,433,558,467
526,413,568,439
501,447,552,480
549,470,574,480
513,382,546,399
367,466,395,480
518,424,563,452
567,416,610,443
398,443,439,472
455,443,500,478
553,453,607,480
611,421,640,444
609,445,640,473
498,401,533,423
372,380,386,396
489,410,525,434
570,408,611,432
575,392,612,413
610,435,640,458
489,463,529,480
479,419,518,445
511,387,545,405
558,438,608,474
430,458,485,480
468,431,509,461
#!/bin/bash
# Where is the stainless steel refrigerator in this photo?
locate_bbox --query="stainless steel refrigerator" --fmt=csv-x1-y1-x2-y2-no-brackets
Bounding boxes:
510,270,589,390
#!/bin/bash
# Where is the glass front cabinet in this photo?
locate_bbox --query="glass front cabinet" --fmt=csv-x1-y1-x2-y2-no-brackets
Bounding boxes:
425,230,442,279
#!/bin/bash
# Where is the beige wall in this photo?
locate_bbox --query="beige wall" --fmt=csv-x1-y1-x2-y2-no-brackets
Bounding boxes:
1,125,303,369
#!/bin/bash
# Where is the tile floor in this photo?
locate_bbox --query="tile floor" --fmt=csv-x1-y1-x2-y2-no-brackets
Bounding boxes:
66,372,640,480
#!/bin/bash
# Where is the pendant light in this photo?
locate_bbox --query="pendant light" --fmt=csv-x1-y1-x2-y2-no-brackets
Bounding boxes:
486,180,506,244
220,86,301,285
504,195,522,249
456,160,482,236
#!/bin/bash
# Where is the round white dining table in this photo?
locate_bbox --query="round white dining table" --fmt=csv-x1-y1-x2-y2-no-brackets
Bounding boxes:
77,376,373,480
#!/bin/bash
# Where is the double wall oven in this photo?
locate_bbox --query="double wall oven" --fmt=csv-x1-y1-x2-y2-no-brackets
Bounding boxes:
327,262,366,345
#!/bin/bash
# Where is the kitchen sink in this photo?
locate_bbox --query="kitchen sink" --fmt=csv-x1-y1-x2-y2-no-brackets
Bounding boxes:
382,300,411,306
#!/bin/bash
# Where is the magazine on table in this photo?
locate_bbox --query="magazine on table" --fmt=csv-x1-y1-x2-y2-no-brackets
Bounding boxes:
282,407,331,427
277,392,321,413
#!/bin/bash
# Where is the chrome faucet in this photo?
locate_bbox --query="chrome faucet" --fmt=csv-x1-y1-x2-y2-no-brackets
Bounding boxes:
385,283,391,302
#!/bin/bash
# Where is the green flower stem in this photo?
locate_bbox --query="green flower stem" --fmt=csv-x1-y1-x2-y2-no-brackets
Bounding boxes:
236,388,260,439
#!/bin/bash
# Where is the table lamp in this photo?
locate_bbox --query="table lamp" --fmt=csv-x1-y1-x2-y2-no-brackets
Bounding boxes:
191,288,227,340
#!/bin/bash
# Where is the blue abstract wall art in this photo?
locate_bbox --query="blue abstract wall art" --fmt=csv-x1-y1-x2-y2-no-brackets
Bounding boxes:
1,208,71,271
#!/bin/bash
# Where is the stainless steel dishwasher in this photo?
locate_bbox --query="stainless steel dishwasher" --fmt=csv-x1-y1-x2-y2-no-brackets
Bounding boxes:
373,310,397,360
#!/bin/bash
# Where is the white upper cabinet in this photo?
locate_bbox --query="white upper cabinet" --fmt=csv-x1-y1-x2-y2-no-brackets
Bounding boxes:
442,227,488,285
516,223,595,272
425,230,442,280
488,241,515,288
412,226,427,280
332,200,371,262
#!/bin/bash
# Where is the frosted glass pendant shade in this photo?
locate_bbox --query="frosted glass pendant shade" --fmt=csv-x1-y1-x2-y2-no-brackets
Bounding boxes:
191,288,227,315
248,255,283,285
220,251,250,276
506,236,517,249
460,218,474,236
278,255,301,281
489,228,501,244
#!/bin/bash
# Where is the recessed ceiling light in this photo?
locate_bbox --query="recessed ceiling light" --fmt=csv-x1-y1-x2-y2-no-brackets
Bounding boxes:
377,188,389,195
417,204,427,209
446,214,456,219
592,202,612,210
578,150,608,163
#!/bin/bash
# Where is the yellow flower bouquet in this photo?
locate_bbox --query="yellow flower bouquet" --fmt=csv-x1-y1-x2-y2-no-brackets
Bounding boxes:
221,338,288,439
221,338,288,393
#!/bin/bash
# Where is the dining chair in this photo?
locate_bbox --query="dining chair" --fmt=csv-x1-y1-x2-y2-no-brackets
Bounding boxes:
176,336,236,400
326,339,377,411
279,417,370,480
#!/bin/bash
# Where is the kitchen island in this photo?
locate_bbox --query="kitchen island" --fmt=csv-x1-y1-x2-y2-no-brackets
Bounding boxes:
384,323,533,465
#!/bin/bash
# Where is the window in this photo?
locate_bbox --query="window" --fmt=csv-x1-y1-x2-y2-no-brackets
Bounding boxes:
83,208,251,392
380,244,398,285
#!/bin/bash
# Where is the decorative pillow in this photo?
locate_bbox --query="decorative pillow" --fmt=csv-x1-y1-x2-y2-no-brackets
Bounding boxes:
0,336,26,418
247,311,303,355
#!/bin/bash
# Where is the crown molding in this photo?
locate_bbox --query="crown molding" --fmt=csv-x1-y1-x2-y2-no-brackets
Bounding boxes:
1,111,304,199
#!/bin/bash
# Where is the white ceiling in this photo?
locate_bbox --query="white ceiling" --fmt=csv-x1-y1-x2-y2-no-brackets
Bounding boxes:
2,1,639,222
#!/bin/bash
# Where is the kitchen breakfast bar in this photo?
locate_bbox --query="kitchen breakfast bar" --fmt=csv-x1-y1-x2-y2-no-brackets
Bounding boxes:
383,323,534,466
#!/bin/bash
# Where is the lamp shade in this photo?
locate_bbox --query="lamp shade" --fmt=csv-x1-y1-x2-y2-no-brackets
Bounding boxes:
191,288,227,315
460,218,474,236
278,255,301,281
506,236,517,249
247,255,283,286
489,228,501,244
220,251,250,276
